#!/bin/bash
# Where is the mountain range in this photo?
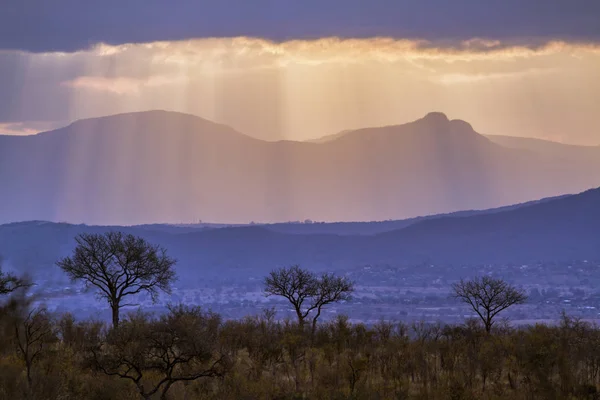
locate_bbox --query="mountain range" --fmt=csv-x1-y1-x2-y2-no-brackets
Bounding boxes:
1,110,599,225
1,187,599,282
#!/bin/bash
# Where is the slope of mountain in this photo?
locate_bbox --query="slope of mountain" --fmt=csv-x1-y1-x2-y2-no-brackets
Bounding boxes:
2,188,599,282
306,129,352,143
112,192,569,237
263,193,571,235
0,110,266,224
1,110,599,225
485,134,600,160
373,187,600,263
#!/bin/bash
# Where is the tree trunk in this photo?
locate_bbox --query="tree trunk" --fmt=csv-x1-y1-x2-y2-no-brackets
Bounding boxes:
508,371,516,390
295,307,305,330
160,381,174,400
25,358,32,390
485,313,492,334
136,383,152,400
112,303,120,328
311,308,322,337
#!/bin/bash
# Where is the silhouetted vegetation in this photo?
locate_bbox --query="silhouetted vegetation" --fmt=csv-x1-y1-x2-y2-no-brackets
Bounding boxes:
264,265,354,334
3,301,600,398
90,305,227,400
0,258,29,296
452,276,527,333
57,232,176,327
2,236,600,399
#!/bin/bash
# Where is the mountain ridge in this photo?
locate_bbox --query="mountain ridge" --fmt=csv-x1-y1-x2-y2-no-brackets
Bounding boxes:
1,187,599,279
1,110,599,224
4,110,598,151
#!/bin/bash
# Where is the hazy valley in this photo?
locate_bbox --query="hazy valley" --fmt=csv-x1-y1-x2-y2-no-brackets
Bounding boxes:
2,110,600,326
2,183,599,325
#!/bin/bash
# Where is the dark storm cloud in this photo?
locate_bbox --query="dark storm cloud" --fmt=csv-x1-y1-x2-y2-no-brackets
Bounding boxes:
1,0,599,52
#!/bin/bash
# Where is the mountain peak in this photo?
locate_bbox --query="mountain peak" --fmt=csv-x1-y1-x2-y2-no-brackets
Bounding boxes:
418,113,480,137
449,118,474,132
68,110,213,128
32,109,260,144
422,112,450,125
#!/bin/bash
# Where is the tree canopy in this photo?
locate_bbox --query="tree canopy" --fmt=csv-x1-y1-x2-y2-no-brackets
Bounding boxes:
57,232,176,327
452,276,527,333
0,258,28,296
264,265,354,334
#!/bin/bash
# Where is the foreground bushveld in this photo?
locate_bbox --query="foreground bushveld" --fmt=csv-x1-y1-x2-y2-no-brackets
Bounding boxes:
0,301,599,400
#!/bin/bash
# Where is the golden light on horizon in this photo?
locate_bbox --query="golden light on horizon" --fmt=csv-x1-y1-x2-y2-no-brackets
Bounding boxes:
2,37,600,145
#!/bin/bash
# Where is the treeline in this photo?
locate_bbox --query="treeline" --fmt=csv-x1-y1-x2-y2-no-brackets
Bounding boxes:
2,302,600,399
1,232,599,399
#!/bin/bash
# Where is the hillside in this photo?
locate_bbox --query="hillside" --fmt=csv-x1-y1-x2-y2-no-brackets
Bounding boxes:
263,193,570,235
1,188,599,284
373,187,600,263
1,110,599,225
486,134,600,160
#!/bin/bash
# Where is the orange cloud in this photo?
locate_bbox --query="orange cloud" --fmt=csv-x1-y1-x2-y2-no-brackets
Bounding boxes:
3,37,600,145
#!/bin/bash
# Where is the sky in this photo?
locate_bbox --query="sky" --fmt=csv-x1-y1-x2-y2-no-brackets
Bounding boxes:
1,0,600,144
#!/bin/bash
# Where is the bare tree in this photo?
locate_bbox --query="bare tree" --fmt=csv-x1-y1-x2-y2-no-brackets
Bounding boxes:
0,279,55,394
452,276,527,333
57,232,176,328
14,307,55,390
264,266,315,328
0,257,29,296
310,273,355,335
264,265,353,334
91,305,227,400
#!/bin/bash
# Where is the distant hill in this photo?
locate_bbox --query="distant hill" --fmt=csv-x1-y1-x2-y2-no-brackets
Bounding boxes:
1,188,599,283
262,193,571,235
312,124,600,157
1,110,599,225
485,135,600,160
373,187,600,264
306,129,352,143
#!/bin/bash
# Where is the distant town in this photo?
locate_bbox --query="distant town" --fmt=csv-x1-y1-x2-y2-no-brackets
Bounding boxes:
33,260,600,326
